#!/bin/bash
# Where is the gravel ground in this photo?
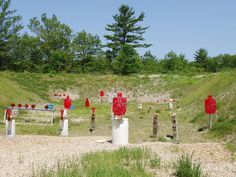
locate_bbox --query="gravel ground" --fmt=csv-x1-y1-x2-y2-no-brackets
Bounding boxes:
0,135,235,177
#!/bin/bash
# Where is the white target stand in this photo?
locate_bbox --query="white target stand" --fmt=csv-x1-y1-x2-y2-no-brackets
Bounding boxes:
4,109,16,138
60,109,68,136
169,102,173,110
112,117,129,145
6,119,16,138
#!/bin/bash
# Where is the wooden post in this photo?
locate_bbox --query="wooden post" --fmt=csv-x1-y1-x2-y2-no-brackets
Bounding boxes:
171,113,178,140
153,113,158,137
89,112,96,132
51,110,54,125
3,109,7,124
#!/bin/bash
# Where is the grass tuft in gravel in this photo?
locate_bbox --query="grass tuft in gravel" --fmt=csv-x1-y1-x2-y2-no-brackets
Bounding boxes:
174,153,203,177
35,147,160,177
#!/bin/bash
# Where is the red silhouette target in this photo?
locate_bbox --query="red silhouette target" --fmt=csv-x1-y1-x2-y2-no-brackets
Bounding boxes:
64,96,72,109
205,95,216,114
6,109,11,121
100,90,104,97
92,107,96,113
85,98,90,108
112,92,127,117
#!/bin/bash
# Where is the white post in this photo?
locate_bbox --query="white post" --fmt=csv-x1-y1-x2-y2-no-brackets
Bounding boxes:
51,110,54,125
169,102,173,110
60,110,68,136
6,119,16,138
112,118,129,145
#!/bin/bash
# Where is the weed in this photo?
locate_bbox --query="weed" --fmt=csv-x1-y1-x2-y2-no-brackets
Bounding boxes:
174,153,203,177
149,155,161,168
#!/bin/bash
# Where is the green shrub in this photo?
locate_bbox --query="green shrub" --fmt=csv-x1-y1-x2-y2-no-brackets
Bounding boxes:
175,154,203,177
155,109,161,113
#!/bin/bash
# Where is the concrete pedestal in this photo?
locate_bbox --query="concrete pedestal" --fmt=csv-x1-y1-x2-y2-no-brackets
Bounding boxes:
6,119,15,138
169,102,173,110
60,119,68,136
112,118,128,145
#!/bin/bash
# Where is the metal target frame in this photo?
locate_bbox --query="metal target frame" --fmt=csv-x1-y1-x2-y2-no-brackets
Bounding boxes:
3,104,56,125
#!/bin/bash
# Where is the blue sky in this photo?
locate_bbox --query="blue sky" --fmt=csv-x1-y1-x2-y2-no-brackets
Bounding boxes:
11,0,236,60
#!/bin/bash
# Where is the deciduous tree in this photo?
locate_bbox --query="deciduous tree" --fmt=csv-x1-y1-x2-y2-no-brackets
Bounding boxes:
0,0,22,70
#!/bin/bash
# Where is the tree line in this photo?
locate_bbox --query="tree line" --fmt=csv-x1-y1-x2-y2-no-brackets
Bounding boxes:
1,0,236,74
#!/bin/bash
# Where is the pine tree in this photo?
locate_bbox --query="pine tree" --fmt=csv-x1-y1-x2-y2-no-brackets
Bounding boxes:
104,4,151,58
194,48,209,70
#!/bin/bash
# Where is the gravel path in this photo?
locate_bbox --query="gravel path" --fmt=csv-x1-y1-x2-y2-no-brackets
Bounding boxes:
0,135,235,177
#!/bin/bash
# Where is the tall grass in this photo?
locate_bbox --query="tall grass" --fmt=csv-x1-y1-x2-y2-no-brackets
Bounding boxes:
35,147,160,177
174,153,203,177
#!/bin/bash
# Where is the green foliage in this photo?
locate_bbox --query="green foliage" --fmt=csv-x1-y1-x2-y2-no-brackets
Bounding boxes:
28,13,74,72
209,54,236,72
72,30,102,59
161,51,189,72
104,4,151,58
112,44,142,75
175,154,203,177
141,51,160,73
194,48,209,71
0,0,23,70
10,34,43,72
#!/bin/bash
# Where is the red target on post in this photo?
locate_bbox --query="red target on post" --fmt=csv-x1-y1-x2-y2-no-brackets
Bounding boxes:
100,90,104,97
205,95,216,114
112,92,127,117
25,104,29,108
85,98,90,108
64,96,72,109
6,109,11,121
92,107,96,113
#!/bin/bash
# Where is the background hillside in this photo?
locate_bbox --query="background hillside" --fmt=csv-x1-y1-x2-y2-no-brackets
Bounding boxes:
0,70,235,144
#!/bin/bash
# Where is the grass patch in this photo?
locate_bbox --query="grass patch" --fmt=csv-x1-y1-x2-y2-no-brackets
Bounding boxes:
174,153,203,177
210,119,236,137
35,147,160,177
226,142,236,153
16,124,59,136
